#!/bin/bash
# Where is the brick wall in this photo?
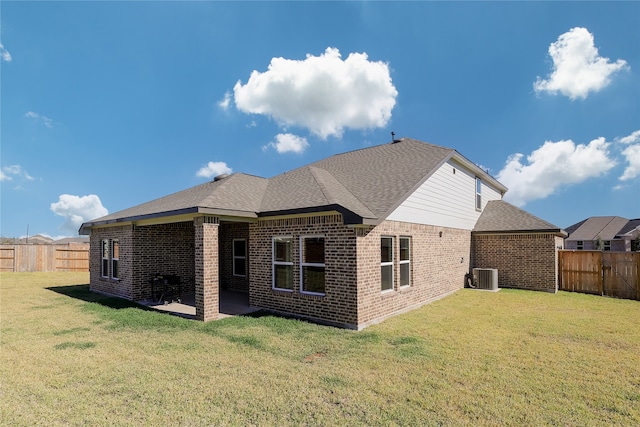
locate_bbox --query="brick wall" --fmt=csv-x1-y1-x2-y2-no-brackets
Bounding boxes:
194,217,219,321
219,222,250,292
131,222,195,300
471,233,561,292
355,221,471,328
249,215,470,329
89,222,195,301
89,225,135,299
249,214,359,327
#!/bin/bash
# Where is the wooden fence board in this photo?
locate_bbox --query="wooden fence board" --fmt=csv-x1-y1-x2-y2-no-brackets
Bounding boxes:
0,244,89,272
559,250,639,300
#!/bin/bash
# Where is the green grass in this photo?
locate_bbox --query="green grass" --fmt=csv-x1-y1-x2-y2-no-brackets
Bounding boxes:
1,272,639,426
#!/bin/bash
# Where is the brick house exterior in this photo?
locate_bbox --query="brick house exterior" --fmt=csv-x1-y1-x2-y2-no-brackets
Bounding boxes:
81,138,565,329
471,200,567,293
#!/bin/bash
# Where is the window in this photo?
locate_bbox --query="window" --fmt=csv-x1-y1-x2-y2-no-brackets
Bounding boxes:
112,240,120,279
301,236,325,294
273,237,293,290
475,177,482,211
233,239,247,277
101,239,109,278
399,237,411,287
381,236,394,291
576,240,584,250
604,241,611,251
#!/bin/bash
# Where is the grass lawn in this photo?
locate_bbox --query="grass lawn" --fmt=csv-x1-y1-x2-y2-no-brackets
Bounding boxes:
1,272,639,426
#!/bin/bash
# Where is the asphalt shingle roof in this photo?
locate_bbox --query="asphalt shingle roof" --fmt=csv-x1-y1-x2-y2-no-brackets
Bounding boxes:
90,173,268,223
565,216,630,241
473,200,564,234
81,138,508,230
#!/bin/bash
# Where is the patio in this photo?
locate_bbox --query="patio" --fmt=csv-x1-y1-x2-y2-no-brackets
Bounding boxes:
140,289,257,319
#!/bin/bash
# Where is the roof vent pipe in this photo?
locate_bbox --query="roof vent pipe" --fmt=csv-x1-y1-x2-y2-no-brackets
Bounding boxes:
391,132,401,143
213,173,229,182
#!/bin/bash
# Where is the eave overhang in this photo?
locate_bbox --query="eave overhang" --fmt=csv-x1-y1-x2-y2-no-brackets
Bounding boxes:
79,206,259,235
472,229,568,237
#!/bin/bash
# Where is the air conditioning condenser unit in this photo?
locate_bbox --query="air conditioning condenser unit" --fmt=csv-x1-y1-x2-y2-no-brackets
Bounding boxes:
472,268,498,291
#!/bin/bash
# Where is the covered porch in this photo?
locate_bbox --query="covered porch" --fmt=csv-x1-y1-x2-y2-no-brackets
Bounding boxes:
126,216,252,322
140,288,258,319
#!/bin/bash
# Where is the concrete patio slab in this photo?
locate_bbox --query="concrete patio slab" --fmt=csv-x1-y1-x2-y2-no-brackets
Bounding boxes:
139,289,258,319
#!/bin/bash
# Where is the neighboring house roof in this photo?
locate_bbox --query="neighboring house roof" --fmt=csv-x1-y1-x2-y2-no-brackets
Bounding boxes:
473,200,566,235
564,216,629,241
80,138,508,233
616,218,640,238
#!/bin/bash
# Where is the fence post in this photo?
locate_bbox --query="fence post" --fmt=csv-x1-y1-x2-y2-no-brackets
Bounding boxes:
597,251,604,296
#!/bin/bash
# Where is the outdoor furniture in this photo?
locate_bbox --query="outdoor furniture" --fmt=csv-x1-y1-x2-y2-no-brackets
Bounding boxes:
149,274,181,304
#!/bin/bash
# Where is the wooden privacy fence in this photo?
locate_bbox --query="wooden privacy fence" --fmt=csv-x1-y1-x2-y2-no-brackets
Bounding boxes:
558,250,640,300
0,244,89,272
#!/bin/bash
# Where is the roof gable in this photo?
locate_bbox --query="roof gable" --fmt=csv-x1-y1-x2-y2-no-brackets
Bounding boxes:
309,138,455,218
80,138,509,231
565,216,629,241
473,200,564,234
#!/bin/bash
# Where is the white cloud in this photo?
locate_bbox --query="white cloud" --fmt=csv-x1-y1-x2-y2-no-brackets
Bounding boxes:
617,130,640,145
196,161,232,179
619,144,640,181
233,47,398,139
1,164,34,182
0,43,11,62
497,137,616,206
25,111,53,128
218,91,232,110
51,194,109,236
614,130,640,181
534,27,629,100
264,133,309,154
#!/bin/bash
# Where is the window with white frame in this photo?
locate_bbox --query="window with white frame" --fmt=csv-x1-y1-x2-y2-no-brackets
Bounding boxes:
604,240,611,251
399,237,411,287
112,240,120,279
475,177,482,211
233,239,247,277
273,237,293,290
101,239,109,278
301,236,325,294
381,236,394,291
576,240,584,250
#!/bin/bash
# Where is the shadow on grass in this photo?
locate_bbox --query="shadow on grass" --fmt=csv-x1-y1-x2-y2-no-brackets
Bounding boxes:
46,284,152,311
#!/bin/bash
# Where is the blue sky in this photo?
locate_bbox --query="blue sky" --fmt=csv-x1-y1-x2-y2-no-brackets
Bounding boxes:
1,1,638,239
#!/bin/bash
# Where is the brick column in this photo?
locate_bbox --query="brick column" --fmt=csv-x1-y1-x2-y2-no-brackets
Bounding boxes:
194,216,219,321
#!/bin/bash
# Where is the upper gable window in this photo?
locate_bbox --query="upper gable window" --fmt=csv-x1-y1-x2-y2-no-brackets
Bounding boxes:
475,177,482,211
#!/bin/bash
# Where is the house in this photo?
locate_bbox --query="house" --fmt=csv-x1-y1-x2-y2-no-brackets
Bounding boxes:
472,200,566,292
80,137,565,329
616,219,640,252
564,216,638,251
